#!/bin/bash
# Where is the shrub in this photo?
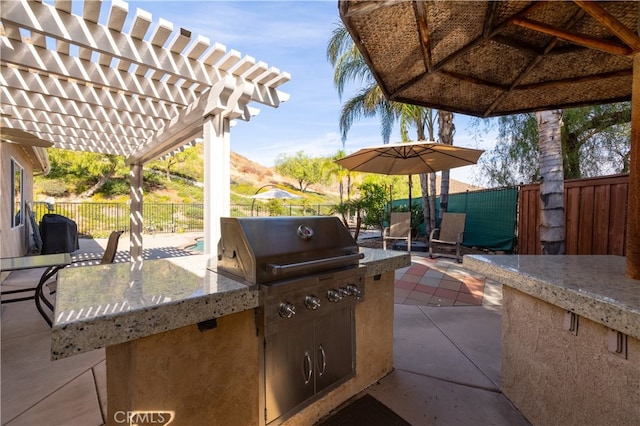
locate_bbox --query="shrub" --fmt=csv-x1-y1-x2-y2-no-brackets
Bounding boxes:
97,178,130,197
37,179,69,197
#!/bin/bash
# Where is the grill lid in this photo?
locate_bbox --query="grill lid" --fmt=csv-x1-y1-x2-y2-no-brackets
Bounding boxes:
217,216,362,284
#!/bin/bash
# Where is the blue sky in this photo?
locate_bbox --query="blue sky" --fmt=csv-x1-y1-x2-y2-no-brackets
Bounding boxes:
120,1,496,184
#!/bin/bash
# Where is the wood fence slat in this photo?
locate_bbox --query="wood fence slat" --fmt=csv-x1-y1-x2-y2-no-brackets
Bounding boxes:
532,189,541,254
518,174,628,255
577,186,595,254
518,185,541,254
565,186,581,254
609,183,629,255
592,184,611,254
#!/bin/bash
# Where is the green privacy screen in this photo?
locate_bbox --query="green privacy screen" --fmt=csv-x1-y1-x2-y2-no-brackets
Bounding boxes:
392,186,519,252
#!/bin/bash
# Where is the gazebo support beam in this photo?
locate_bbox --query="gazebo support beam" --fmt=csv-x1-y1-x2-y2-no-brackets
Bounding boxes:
203,114,230,255
628,54,640,280
129,163,144,263
573,1,640,51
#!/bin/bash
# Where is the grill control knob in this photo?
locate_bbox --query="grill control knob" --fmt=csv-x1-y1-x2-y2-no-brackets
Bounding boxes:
339,288,350,298
305,295,321,310
327,289,343,303
278,302,296,319
346,284,362,298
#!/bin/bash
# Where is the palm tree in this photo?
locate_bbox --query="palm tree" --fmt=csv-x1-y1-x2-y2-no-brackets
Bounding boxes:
327,23,455,236
536,110,565,254
327,25,395,145
399,105,437,234
438,111,455,217
331,150,352,203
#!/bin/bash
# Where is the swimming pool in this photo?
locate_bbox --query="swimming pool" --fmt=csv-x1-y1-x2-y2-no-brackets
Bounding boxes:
188,239,204,252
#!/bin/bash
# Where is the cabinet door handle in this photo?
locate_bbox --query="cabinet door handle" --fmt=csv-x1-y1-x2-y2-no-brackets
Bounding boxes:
318,344,327,376
303,352,313,384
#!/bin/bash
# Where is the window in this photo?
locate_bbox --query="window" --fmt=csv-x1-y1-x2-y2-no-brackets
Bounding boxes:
11,159,24,228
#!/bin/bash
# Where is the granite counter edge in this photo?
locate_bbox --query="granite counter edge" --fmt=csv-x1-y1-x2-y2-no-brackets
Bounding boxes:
51,286,259,360
51,249,407,360
463,255,640,340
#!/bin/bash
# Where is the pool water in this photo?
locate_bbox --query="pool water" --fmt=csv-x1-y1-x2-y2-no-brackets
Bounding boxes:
188,239,204,252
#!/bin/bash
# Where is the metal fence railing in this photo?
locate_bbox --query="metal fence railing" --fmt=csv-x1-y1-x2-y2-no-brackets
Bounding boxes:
32,202,336,237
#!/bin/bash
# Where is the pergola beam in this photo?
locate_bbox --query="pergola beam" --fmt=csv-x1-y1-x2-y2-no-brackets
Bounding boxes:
1,0,290,263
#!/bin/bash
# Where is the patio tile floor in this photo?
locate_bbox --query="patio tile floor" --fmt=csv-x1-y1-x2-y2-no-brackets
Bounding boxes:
394,253,502,308
1,236,527,425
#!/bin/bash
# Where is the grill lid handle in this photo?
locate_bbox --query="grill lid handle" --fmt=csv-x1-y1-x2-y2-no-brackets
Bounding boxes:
266,253,364,276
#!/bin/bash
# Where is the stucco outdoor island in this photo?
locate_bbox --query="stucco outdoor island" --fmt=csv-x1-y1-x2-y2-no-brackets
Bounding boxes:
463,254,640,425
51,248,410,426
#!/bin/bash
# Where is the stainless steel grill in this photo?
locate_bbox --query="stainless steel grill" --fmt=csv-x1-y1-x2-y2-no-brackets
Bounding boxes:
217,216,366,425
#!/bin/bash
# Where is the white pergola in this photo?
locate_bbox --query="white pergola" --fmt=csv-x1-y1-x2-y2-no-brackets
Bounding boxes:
0,0,290,258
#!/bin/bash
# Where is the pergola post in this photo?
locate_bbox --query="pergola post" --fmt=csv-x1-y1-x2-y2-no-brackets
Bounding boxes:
628,53,640,279
203,114,231,255
129,163,144,263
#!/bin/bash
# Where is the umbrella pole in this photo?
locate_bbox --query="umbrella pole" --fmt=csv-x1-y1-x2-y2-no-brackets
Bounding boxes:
408,174,412,254
408,175,412,215
627,54,640,279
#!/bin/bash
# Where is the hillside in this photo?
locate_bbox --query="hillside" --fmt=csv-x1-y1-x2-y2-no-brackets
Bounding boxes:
229,152,335,196
34,149,479,204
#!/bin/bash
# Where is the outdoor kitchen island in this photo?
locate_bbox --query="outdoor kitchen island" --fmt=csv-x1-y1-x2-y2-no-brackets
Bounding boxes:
463,255,640,425
51,247,410,426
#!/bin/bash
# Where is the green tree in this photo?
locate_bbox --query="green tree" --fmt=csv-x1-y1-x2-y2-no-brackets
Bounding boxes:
329,150,352,203
327,22,451,236
148,143,203,182
332,198,365,240
46,149,128,198
477,103,631,186
537,110,565,255
562,104,631,178
358,181,388,229
274,151,327,192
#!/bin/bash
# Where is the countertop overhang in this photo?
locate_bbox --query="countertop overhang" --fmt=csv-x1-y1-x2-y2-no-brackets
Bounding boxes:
51,248,410,360
463,255,640,340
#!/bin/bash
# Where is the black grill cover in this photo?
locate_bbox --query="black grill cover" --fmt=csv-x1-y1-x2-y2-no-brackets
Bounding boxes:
40,214,79,254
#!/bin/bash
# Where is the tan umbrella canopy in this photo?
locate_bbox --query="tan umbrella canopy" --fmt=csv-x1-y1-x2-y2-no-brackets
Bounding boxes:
335,141,484,216
250,188,302,200
339,0,640,278
336,141,484,175
250,187,302,216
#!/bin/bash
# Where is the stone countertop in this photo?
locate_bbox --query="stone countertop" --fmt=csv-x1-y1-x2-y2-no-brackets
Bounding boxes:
359,247,411,277
463,255,640,340
51,255,257,360
52,249,410,360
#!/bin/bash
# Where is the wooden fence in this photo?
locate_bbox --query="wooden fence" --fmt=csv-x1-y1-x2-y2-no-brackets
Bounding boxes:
518,174,629,255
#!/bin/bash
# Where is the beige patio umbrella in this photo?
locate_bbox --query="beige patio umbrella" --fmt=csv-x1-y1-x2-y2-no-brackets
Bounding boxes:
335,141,484,219
250,188,302,216
339,0,640,278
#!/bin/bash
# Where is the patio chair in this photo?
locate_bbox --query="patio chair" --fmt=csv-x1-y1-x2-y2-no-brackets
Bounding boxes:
36,230,124,327
383,212,412,252
26,203,43,254
429,213,466,263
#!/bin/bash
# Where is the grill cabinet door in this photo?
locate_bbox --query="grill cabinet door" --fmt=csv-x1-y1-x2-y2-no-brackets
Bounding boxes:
315,308,354,392
265,321,315,424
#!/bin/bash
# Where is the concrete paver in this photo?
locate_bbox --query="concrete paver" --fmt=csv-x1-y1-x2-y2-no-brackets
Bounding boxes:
1,235,528,425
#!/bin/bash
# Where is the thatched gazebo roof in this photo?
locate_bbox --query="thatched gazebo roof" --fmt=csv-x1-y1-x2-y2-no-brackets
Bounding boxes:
339,1,637,117
339,0,640,278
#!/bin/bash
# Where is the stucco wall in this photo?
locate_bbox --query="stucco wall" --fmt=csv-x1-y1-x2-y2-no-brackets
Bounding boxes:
1,142,36,259
104,271,396,426
502,286,640,425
